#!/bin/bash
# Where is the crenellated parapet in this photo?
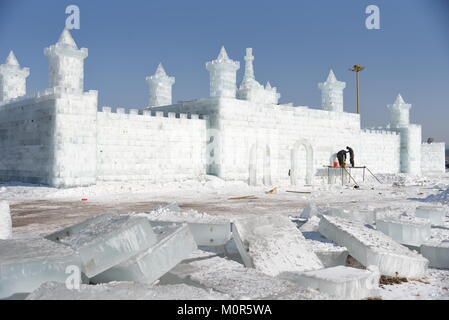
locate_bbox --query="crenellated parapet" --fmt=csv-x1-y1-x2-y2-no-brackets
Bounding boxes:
0,51,30,103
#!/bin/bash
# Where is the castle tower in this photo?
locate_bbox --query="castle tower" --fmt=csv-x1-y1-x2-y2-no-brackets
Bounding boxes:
146,63,175,107
237,48,280,104
242,48,255,84
44,29,88,93
388,94,411,129
0,51,30,103
318,70,346,112
206,46,240,98
387,94,421,175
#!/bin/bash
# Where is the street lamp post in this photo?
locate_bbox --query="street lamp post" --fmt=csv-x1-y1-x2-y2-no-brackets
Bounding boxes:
349,64,365,114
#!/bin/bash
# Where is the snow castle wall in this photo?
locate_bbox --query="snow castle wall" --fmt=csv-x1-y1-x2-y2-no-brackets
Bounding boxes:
150,98,401,185
421,142,445,175
0,88,98,187
96,107,207,182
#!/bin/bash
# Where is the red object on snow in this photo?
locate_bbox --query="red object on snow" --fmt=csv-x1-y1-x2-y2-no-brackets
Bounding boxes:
81,198,88,201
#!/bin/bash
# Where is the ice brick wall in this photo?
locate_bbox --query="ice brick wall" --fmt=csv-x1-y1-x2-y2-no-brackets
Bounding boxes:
0,89,98,187
96,108,206,182
421,142,445,175
0,93,56,184
51,90,98,187
149,98,400,186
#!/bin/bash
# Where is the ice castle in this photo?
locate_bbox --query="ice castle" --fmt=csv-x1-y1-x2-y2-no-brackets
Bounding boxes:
0,29,445,188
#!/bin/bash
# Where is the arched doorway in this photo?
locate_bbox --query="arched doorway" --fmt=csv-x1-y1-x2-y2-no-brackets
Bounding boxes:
291,139,314,185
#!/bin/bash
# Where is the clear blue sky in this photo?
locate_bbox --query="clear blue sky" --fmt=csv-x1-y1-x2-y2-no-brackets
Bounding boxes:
1,0,448,143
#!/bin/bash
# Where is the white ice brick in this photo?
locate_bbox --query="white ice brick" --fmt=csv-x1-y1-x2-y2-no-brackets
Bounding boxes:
91,222,197,284
0,237,81,299
415,206,447,226
376,215,431,247
280,265,380,300
232,214,323,276
420,227,449,269
45,213,156,278
304,237,349,268
318,215,428,278
26,281,229,300
139,203,232,247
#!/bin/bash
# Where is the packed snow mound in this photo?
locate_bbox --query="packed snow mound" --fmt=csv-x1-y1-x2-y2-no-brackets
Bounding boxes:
26,281,230,300
0,201,12,239
422,186,449,205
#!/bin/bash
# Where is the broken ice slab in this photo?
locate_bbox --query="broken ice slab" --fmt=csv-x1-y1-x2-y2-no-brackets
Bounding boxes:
45,213,157,278
318,215,428,278
91,222,197,284
0,237,81,299
279,265,380,300
304,236,348,268
415,206,447,226
26,281,230,300
376,215,431,247
420,228,449,269
159,255,331,300
138,204,232,246
323,207,376,225
231,214,323,276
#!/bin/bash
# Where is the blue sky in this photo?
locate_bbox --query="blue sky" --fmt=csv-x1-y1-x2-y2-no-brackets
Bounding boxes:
1,0,448,143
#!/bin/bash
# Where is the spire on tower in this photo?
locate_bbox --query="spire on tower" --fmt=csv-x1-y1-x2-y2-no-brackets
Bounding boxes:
394,94,406,105
57,28,78,49
155,63,168,77
217,46,230,60
5,51,19,66
243,48,255,82
326,69,337,82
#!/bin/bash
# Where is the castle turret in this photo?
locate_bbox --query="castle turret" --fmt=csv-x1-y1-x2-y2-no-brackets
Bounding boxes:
146,63,175,107
0,51,30,103
318,70,346,112
44,29,88,93
237,48,280,104
387,94,421,175
387,94,411,129
206,46,240,98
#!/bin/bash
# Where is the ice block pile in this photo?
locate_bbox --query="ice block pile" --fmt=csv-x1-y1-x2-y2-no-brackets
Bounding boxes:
0,211,200,299
2,201,447,300
0,237,81,299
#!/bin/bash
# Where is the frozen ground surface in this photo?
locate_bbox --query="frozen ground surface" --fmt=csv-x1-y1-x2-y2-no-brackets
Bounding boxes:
1,173,449,299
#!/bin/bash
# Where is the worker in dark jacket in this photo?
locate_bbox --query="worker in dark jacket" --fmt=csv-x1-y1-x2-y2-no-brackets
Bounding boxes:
346,146,355,167
336,150,347,168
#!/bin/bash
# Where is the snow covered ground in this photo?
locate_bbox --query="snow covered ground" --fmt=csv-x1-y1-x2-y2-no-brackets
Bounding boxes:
1,172,449,300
